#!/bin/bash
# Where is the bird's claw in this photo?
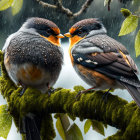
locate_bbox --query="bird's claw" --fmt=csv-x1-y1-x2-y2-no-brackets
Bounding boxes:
48,88,56,96
75,91,82,100
102,91,111,104
19,88,26,96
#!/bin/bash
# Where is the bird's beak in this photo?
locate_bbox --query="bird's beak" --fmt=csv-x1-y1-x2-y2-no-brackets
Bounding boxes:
64,32,72,38
57,34,64,38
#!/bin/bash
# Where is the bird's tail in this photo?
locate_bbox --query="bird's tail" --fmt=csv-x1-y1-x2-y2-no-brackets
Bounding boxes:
20,113,42,140
121,82,140,108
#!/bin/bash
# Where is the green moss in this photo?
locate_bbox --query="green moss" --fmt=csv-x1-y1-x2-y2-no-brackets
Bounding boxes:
0,51,140,140
40,113,56,140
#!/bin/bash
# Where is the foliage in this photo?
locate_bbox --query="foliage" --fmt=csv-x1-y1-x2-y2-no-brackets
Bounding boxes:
119,8,140,57
120,8,131,18
103,1,140,57
84,119,92,134
135,30,140,57
11,0,23,15
84,119,105,136
56,114,67,140
0,0,23,15
91,120,105,136
0,105,12,139
0,0,13,11
118,14,138,36
66,123,83,140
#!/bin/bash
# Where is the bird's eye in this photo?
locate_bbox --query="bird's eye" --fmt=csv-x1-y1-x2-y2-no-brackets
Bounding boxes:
47,29,51,34
78,31,82,35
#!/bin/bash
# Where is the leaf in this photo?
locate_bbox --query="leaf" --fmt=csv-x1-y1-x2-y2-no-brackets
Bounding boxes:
67,113,76,121
0,0,13,11
0,105,12,139
91,120,105,136
135,30,140,57
56,117,66,140
56,114,70,140
120,8,131,18
84,119,92,134
119,15,138,36
67,123,83,140
11,0,23,15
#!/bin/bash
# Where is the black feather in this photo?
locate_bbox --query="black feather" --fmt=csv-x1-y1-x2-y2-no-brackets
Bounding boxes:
22,113,42,140
73,52,140,87
121,82,140,108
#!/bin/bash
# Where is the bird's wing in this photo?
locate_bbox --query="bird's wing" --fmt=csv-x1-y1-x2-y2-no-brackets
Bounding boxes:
72,35,140,87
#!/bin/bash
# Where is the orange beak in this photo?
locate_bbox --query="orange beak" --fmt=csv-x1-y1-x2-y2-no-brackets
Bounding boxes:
64,32,72,38
57,34,64,38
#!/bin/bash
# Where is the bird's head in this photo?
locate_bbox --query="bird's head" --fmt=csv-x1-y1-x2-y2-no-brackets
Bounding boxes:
21,17,64,46
64,18,106,48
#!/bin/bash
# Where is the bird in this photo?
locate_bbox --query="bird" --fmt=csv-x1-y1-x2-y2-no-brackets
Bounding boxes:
2,17,64,140
64,18,140,108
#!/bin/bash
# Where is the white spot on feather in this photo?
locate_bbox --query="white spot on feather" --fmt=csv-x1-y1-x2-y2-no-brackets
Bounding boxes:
85,60,98,65
77,57,83,62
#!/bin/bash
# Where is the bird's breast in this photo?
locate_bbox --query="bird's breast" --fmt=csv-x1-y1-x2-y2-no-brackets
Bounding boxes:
74,64,116,89
17,64,43,82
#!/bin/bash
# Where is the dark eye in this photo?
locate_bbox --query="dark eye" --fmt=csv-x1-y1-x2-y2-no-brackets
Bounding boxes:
78,31,82,35
47,29,51,34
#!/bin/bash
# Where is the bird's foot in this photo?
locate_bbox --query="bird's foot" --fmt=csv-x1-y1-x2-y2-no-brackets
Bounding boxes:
20,87,27,96
75,90,83,100
75,87,95,100
48,87,56,96
18,81,27,96
102,89,111,104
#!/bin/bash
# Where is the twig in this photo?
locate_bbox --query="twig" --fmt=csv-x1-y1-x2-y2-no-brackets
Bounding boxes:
36,0,57,9
73,0,94,17
36,0,94,18
55,0,73,17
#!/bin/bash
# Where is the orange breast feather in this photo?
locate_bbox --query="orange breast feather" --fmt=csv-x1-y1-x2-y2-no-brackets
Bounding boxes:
77,64,115,87
17,65,42,82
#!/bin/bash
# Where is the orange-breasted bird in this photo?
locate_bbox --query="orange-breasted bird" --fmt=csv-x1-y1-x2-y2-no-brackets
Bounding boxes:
3,17,64,94
65,18,140,108
2,17,64,140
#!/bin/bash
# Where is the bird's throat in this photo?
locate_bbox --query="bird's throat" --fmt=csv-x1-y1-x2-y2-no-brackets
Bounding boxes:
69,35,84,65
40,35,60,46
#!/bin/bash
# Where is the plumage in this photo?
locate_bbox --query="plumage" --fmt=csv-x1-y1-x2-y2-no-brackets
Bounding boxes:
3,17,63,93
65,18,140,108
2,17,64,140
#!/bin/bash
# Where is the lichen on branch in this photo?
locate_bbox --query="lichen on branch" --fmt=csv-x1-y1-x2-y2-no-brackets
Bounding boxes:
0,50,140,140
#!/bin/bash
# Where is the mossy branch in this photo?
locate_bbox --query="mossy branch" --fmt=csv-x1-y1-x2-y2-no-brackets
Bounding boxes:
0,50,140,140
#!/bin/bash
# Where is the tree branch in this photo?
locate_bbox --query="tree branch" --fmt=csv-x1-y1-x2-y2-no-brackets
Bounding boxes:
73,0,94,17
36,0,94,18
0,51,140,140
36,0,57,9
